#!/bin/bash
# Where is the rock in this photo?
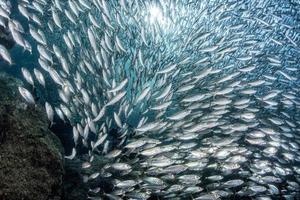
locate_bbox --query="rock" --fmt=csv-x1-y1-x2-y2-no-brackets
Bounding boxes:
0,73,64,200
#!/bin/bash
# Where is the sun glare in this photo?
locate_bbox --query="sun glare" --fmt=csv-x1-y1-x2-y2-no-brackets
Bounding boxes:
149,5,166,26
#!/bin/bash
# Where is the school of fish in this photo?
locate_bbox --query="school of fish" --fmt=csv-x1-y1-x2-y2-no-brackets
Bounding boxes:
1,0,300,199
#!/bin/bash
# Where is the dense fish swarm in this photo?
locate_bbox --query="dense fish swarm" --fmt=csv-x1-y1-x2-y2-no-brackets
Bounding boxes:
1,0,300,199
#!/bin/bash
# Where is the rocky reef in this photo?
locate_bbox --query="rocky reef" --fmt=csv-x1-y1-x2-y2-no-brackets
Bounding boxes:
0,73,64,200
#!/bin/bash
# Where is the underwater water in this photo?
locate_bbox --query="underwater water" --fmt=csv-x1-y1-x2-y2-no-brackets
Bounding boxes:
1,0,300,199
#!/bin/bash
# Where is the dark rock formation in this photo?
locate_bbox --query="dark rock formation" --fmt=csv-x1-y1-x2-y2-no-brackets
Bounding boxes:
0,73,64,200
